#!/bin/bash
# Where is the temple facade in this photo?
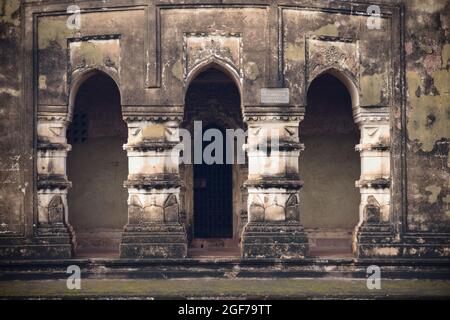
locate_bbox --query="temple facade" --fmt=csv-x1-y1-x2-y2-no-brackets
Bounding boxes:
0,0,449,261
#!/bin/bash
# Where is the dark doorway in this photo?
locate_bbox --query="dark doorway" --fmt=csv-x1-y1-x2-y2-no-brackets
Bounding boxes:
300,72,360,257
182,65,244,256
194,125,233,238
67,72,128,258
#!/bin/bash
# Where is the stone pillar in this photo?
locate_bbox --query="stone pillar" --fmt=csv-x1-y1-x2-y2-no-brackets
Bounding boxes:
354,110,392,257
241,110,309,259
120,113,187,259
36,110,75,258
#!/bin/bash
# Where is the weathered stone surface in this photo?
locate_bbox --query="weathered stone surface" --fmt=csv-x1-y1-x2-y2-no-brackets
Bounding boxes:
0,0,449,262
120,223,187,259
242,222,309,259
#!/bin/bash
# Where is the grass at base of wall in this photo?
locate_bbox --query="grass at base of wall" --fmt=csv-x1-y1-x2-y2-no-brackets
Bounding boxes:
0,278,449,299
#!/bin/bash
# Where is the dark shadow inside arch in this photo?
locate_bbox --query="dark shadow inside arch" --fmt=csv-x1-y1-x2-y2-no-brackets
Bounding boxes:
67,72,128,258
300,73,360,258
182,66,244,257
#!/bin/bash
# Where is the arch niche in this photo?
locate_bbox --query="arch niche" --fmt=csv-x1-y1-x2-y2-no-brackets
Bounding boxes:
181,62,246,256
66,69,128,257
300,69,361,257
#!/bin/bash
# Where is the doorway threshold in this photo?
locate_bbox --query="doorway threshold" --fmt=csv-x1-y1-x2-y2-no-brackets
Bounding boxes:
73,250,120,259
188,247,240,258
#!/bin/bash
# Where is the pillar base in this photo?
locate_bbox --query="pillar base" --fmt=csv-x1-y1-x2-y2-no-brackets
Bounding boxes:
0,224,75,260
120,223,187,259
357,227,450,259
241,222,309,259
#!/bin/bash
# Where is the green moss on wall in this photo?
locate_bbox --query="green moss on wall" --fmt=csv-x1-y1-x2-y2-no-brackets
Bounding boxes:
313,23,339,37
0,0,20,26
285,43,305,62
38,16,76,49
407,69,450,152
360,73,384,106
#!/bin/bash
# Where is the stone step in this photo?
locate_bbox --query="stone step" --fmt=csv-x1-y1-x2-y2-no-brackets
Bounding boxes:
0,258,449,281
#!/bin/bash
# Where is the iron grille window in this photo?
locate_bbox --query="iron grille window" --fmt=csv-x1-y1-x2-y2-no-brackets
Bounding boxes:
67,113,88,144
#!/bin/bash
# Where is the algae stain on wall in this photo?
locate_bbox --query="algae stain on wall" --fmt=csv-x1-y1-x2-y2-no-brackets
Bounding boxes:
285,43,305,62
0,0,20,26
360,73,384,106
38,17,77,49
313,24,339,37
441,44,450,68
406,68,450,153
75,42,104,66
171,60,183,82
425,185,442,204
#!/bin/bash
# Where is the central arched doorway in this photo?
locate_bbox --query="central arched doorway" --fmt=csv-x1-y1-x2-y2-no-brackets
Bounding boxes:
182,65,245,257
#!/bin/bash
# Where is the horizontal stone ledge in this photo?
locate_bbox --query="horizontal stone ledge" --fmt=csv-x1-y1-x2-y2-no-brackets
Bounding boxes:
37,174,71,190
124,174,182,189
353,112,389,124
37,142,71,152
122,106,184,123
356,178,390,189
359,104,389,109
244,115,304,122
355,143,390,152
123,222,186,233
244,177,303,189
246,141,304,152
244,105,305,112
402,233,450,244
123,141,179,151
123,115,184,122
37,105,68,114
357,223,392,234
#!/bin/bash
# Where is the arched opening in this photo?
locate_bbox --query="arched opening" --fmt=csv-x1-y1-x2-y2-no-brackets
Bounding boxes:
300,72,360,257
182,65,245,257
67,71,128,258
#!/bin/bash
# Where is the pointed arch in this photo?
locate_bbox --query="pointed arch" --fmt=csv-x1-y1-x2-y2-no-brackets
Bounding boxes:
302,68,361,256
184,59,243,107
308,67,360,117
68,67,121,123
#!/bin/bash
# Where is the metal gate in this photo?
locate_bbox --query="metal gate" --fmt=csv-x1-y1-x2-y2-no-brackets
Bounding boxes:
193,126,233,238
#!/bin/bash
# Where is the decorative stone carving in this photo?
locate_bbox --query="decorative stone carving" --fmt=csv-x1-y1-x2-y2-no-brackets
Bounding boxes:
249,195,265,222
265,198,285,221
307,37,358,83
184,33,242,79
285,194,299,222
128,195,144,224
364,195,381,224
48,195,65,224
164,194,179,222
143,198,164,222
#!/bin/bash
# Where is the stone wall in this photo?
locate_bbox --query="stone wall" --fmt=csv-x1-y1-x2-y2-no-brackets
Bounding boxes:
404,0,450,235
0,0,30,241
0,0,448,260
